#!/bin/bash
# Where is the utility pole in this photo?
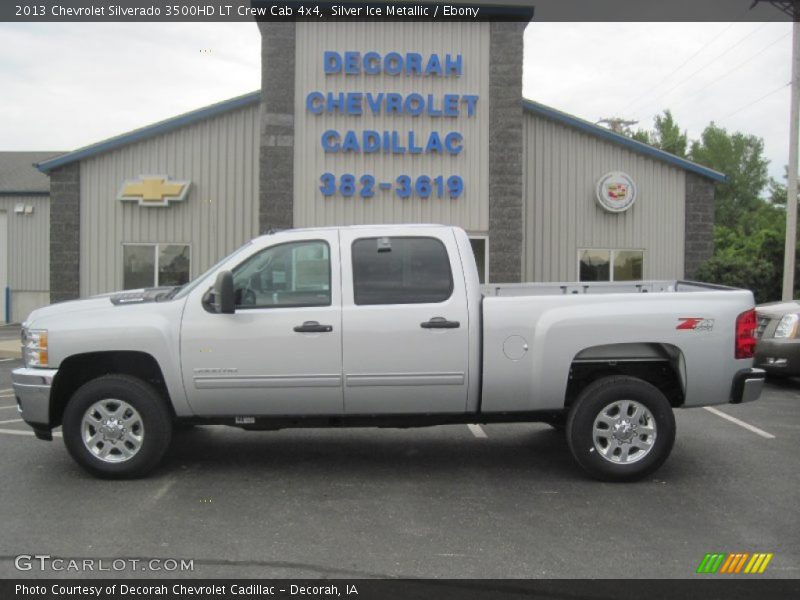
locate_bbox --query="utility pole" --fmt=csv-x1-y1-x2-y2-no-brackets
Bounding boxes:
755,2,800,300
784,14,800,300
597,117,638,135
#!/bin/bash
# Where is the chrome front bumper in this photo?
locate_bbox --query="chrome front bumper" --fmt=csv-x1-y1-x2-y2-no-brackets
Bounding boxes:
11,367,57,427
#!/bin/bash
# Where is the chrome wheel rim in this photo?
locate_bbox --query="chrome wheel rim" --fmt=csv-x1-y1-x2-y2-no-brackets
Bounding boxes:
81,399,144,463
592,400,656,464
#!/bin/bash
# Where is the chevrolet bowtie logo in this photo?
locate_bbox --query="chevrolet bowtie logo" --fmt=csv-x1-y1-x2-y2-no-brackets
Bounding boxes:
118,175,190,207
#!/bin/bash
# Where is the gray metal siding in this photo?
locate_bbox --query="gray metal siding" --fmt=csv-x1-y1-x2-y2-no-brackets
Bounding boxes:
79,104,260,296
522,114,686,282
0,194,50,291
293,22,490,232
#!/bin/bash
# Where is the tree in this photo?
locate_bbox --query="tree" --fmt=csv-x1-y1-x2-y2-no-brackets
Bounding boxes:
770,179,788,207
689,123,770,228
631,110,688,157
695,200,790,302
695,255,779,304
768,168,799,208
623,111,782,300
630,128,651,145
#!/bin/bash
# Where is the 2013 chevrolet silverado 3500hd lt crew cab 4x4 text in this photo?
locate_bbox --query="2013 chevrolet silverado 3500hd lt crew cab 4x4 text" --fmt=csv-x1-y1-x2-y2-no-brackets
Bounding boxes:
12,225,765,481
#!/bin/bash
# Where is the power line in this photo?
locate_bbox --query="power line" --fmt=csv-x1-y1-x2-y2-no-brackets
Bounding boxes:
619,9,751,114
627,20,778,115
669,32,790,110
721,81,790,119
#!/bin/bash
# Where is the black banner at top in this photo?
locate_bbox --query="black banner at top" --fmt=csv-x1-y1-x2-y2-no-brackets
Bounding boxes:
4,1,535,22
0,0,793,23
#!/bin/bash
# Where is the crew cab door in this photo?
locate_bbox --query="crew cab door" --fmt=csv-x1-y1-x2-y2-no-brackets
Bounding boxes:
340,228,470,414
180,231,343,416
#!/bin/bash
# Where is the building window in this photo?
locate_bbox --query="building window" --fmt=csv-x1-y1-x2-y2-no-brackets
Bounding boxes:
123,244,191,290
352,237,453,305
579,249,643,282
232,240,331,308
469,237,488,284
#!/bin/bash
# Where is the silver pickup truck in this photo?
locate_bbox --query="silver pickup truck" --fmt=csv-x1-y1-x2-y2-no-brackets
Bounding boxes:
12,225,764,481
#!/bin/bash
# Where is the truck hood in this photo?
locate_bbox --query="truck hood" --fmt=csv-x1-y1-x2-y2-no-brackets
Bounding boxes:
24,288,176,327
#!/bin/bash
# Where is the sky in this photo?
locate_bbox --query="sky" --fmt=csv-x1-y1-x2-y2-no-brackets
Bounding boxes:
0,21,793,182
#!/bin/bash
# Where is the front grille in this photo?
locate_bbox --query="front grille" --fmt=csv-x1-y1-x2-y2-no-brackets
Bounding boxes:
756,316,770,339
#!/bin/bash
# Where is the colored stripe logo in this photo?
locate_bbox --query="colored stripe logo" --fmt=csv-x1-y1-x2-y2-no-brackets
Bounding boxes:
697,552,773,574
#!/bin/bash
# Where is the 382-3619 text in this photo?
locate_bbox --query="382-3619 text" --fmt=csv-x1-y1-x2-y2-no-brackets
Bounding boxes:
320,174,464,199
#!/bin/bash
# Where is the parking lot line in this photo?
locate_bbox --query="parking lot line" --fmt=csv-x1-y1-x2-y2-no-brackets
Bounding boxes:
0,358,15,363
0,388,12,393
703,406,776,439
467,424,487,438
151,477,177,504
0,427,60,437
0,418,22,425
0,394,15,399
0,405,18,410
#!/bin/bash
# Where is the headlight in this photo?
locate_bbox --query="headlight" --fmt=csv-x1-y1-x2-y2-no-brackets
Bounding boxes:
22,328,48,367
774,314,799,339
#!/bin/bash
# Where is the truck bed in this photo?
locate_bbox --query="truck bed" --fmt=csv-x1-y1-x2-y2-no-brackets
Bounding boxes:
479,280,755,413
482,280,735,297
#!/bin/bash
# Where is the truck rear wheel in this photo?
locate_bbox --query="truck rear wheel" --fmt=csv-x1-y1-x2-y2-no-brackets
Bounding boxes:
62,374,172,479
566,375,675,482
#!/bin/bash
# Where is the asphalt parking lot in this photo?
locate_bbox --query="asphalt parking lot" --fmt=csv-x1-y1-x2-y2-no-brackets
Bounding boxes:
0,356,797,580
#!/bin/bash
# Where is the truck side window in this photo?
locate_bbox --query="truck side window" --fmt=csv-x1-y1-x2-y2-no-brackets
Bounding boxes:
232,240,331,308
352,237,453,305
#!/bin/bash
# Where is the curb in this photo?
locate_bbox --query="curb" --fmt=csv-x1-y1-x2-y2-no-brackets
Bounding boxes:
0,324,22,359
0,343,21,360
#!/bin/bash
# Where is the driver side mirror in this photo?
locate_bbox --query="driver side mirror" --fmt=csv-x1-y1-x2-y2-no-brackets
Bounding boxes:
213,270,235,314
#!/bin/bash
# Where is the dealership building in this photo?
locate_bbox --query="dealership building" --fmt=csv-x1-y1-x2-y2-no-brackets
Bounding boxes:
0,151,60,323
0,22,725,323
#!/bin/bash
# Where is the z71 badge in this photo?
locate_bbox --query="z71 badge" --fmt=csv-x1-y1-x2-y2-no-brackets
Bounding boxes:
676,317,715,332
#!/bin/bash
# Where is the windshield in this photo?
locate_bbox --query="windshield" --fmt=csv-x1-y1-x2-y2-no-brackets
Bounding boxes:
172,241,254,300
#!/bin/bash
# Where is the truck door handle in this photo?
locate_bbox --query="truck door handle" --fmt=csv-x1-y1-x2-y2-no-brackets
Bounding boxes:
421,317,460,329
293,321,333,333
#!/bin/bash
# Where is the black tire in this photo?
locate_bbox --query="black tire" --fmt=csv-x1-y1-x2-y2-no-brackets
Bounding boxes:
62,374,173,479
566,375,676,482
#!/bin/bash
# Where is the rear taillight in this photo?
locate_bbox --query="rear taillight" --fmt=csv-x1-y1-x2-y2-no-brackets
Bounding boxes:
736,309,757,359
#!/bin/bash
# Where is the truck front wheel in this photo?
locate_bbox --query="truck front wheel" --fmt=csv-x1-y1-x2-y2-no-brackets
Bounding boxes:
566,375,676,482
62,375,173,478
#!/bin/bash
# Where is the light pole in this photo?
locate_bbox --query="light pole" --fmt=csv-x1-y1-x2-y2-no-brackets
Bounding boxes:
755,2,800,300
783,16,800,300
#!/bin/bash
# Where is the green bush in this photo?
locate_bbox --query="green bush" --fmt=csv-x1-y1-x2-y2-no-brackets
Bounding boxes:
694,255,780,304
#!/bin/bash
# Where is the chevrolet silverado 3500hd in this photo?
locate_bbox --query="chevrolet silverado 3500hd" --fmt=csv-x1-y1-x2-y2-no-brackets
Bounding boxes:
12,225,765,480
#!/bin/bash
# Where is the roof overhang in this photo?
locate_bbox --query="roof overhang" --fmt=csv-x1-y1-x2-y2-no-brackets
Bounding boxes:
35,91,261,174
32,90,726,185
522,99,727,183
